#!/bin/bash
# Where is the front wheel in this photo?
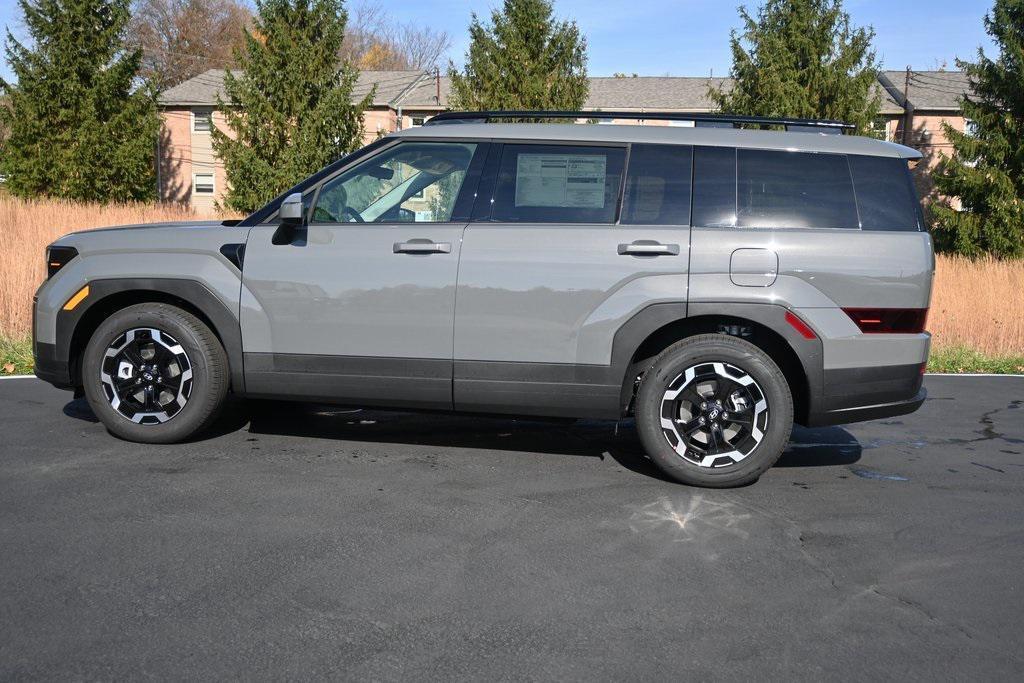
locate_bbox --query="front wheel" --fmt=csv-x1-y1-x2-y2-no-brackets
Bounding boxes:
634,334,793,488
82,303,229,443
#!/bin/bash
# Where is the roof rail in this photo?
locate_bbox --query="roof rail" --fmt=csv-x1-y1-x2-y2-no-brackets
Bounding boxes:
423,110,855,134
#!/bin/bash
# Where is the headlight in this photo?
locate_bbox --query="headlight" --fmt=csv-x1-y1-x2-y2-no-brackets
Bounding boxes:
47,246,78,278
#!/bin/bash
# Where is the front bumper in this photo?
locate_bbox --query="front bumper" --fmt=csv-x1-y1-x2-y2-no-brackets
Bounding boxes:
33,341,73,389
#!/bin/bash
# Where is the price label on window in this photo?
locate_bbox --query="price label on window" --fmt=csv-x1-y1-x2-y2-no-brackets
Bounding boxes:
515,154,607,208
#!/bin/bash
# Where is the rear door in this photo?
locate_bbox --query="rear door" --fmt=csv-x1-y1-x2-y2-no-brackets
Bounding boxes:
240,140,486,409
452,142,694,416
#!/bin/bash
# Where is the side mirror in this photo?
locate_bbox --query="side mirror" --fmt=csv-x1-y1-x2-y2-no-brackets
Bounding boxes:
280,192,304,224
272,192,305,245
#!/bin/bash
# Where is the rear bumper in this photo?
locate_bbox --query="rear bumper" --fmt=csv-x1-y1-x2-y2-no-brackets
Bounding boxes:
804,362,927,427
805,386,926,427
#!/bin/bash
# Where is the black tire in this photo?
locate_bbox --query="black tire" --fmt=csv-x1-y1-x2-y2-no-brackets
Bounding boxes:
82,303,229,443
634,334,793,488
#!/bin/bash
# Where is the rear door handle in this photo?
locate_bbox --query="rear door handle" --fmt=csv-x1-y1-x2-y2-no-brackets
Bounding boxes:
393,240,452,254
618,241,680,256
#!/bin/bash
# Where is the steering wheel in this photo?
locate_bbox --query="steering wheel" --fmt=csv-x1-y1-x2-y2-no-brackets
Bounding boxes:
341,207,364,223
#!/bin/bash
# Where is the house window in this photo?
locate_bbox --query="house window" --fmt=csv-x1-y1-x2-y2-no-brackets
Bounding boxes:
193,173,215,195
192,110,213,133
409,115,430,127
869,117,889,140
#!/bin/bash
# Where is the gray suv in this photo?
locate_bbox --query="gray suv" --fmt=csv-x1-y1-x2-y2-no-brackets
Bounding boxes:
33,111,933,487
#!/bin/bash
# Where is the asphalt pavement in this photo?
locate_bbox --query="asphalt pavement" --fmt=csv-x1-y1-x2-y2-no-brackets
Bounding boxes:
1,375,1022,680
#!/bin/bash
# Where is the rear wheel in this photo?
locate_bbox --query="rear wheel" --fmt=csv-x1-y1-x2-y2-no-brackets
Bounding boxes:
634,334,793,487
82,303,228,443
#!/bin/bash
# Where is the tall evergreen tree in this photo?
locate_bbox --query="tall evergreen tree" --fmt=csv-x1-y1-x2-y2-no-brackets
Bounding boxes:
710,0,880,134
447,0,588,111
931,0,1024,259
213,0,371,213
0,0,160,202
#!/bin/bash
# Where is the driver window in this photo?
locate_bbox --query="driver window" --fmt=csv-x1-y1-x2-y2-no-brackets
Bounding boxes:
313,142,477,223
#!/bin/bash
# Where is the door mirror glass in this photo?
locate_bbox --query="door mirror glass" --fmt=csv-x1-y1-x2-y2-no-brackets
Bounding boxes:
280,193,304,224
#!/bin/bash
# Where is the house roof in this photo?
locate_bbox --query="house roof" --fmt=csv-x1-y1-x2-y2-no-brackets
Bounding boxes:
584,76,728,111
159,69,431,107
157,68,943,117
880,70,972,111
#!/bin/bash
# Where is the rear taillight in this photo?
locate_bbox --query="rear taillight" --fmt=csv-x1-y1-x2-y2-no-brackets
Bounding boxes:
843,308,928,334
47,246,78,278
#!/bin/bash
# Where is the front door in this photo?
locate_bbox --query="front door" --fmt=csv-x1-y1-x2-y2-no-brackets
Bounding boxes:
240,140,484,409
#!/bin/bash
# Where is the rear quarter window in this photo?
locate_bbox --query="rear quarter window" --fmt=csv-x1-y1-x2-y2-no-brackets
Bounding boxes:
848,155,922,231
737,149,859,229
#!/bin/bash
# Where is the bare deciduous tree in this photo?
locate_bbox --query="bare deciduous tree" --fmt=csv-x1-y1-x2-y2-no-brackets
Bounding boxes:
339,0,451,71
130,0,251,90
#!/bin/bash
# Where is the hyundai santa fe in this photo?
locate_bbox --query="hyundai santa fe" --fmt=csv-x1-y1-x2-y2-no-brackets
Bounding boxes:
33,110,933,487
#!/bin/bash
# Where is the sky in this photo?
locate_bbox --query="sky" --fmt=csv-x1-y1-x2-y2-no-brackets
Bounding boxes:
0,0,998,83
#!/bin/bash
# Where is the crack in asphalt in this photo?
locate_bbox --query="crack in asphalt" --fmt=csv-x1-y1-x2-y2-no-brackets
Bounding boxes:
720,494,1001,653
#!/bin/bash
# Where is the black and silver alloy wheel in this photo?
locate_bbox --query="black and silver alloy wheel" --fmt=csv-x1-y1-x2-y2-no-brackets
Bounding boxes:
83,304,228,443
660,361,769,468
100,328,193,424
635,334,793,488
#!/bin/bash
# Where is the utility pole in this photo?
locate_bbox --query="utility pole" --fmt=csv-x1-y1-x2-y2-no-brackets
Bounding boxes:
901,66,914,146
435,66,441,106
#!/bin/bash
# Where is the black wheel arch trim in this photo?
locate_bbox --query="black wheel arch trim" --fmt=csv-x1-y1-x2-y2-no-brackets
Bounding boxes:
54,278,244,393
609,301,824,422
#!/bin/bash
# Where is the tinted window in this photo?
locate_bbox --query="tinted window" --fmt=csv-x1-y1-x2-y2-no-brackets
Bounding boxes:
490,144,625,223
313,142,477,223
849,155,921,231
692,146,736,227
621,144,692,225
737,149,859,229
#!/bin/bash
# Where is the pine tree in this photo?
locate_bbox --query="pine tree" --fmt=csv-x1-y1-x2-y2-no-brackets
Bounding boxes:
213,0,372,213
710,0,881,135
931,0,1024,259
447,0,588,111
0,0,160,202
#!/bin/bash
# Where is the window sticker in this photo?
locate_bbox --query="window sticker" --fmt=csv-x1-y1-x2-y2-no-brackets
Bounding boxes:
514,154,607,208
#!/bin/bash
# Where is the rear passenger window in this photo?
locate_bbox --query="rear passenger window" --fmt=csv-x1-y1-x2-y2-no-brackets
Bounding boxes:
621,144,692,225
849,155,921,231
490,144,625,223
737,149,859,229
692,146,737,227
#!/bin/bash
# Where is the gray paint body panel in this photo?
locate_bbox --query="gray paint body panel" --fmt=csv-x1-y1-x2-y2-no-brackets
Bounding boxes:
393,123,922,159
453,224,690,366
35,222,248,348
240,223,465,359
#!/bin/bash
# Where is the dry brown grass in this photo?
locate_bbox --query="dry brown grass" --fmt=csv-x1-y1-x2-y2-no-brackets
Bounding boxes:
929,255,1024,356
0,195,1021,358
0,195,233,339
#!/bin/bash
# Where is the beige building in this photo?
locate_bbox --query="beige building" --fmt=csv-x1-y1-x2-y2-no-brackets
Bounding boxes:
157,69,972,211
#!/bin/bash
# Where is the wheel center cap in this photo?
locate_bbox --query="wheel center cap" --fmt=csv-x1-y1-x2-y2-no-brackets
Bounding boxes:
705,401,724,421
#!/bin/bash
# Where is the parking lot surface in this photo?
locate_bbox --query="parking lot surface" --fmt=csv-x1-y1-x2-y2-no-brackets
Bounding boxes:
1,375,1023,679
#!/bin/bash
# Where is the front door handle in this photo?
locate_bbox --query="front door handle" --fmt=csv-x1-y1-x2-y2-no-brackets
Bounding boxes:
394,240,452,254
618,241,680,256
